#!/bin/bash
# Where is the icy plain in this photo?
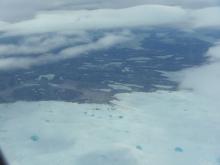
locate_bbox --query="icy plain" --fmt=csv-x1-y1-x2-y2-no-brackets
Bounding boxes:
0,88,220,165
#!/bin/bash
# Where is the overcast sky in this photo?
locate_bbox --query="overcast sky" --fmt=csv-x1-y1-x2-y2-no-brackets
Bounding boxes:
0,0,220,22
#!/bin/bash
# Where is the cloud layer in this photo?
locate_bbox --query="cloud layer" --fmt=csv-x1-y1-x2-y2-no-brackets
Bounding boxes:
1,0,219,21
0,33,132,70
1,5,220,35
0,4,220,70
168,42,220,102
1,5,188,35
1,4,220,37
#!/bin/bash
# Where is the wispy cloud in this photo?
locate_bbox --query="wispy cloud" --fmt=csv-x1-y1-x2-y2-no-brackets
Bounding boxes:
0,33,132,70
0,34,90,56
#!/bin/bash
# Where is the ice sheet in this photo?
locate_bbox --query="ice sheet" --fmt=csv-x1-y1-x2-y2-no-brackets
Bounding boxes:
0,90,220,165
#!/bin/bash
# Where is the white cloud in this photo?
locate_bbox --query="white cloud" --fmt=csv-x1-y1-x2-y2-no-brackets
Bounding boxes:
0,4,220,70
0,21,9,29
206,42,220,61
1,5,220,36
59,33,131,57
0,33,132,70
190,7,220,28
168,42,220,102
0,0,219,21
0,34,90,56
0,57,34,70
1,5,188,35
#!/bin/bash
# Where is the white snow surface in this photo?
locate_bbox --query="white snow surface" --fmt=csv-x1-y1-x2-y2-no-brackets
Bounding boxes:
0,90,220,165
